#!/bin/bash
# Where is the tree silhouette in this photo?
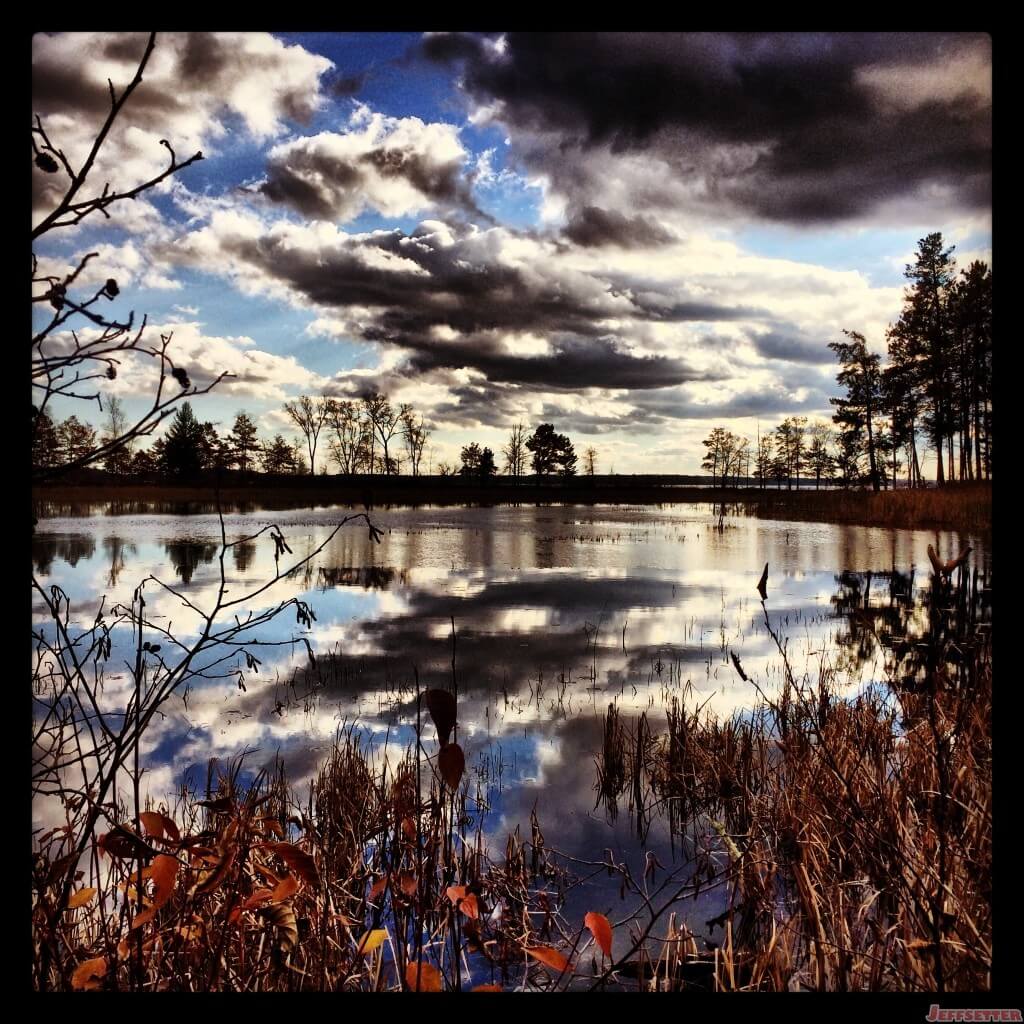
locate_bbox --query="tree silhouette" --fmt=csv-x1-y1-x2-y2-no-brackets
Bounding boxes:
526,423,577,476
158,402,205,477
829,331,882,491
227,412,260,472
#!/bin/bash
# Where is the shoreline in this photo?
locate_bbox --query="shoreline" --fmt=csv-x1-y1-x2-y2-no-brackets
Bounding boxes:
33,476,992,532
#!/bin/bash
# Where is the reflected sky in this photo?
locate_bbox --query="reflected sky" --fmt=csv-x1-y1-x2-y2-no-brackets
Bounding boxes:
31,501,989,951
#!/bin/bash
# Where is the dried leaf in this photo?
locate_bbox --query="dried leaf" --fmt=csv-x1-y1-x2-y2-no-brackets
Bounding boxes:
132,854,178,929
585,911,613,958
242,887,275,910
472,984,503,991
368,876,388,902
397,870,417,898
261,901,298,954
137,812,180,843
194,843,237,896
401,817,417,841
459,893,480,920
197,795,234,814
356,928,388,955
271,873,299,902
67,887,97,910
445,885,468,904
71,956,107,991
424,689,457,745
139,812,166,839
438,743,465,790
405,961,443,992
255,816,284,838
97,824,151,860
527,945,571,973
266,841,320,887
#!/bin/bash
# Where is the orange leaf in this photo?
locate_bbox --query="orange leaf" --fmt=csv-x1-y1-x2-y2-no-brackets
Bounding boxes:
397,870,417,897
67,887,97,910
71,956,107,991
445,885,468,905
272,873,299,902
368,876,388,902
459,893,480,920
132,854,178,929
401,817,417,841
438,743,465,790
266,842,320,887
585,911,613,958
472,984,503,991
527,945,571,973
139,811,166,839
405,961,443,992
138,811,180,842
242,887,275,910
356,929,388,955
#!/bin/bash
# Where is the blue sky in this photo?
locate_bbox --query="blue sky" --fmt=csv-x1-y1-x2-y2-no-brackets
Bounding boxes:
32,32,991,473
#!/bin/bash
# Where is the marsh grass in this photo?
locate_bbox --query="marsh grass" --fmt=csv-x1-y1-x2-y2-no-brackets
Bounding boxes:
599,569,993,991
749,481,991,532
31,714,579,992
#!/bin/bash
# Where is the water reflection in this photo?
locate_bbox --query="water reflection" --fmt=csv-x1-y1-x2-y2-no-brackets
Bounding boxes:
31,502,990,908
164,539,220,584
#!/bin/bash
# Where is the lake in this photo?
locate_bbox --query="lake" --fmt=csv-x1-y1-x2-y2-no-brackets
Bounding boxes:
31,500,990,960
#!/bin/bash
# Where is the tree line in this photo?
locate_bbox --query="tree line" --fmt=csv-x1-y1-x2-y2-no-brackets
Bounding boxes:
702,232,992,490
34,389,590,482
831,232,991,489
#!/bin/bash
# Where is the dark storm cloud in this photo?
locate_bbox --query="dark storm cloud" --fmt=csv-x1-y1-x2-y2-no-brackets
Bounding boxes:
259,130,488,222
402,334,713,391
749,326,835,364
422,32,991,223
563,206,674,249
201,221,738,391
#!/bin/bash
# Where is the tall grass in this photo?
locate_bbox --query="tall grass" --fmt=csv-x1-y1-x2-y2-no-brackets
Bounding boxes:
599,569,992,991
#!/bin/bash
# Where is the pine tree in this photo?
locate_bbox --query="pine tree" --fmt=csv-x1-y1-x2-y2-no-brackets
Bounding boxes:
829,332,883,491
227,412,260,473
158,402,205,477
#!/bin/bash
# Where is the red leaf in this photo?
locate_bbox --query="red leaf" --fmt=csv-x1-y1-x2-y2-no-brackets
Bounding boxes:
472,984,503,991
397,870,417,897
405,960,443,992
438,743,465,790
527,945,571,973
368,876,388,902
585,911,613,958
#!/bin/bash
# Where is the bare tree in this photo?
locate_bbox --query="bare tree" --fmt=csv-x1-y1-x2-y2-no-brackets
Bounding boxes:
502,423,528,478
283,395,331,475
399,404,431,476
31,32,217,482
326,399,365,474
583,446,598,475
362,393,400,474
101,395,132,473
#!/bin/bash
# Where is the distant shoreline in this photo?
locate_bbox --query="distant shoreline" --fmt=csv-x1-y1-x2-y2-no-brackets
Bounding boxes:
33,472,991,532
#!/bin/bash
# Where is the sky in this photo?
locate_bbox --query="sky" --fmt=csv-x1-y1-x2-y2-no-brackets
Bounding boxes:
31,32,992,474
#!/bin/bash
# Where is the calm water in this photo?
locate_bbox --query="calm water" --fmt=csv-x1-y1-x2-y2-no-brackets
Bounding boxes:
31,501,990,954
